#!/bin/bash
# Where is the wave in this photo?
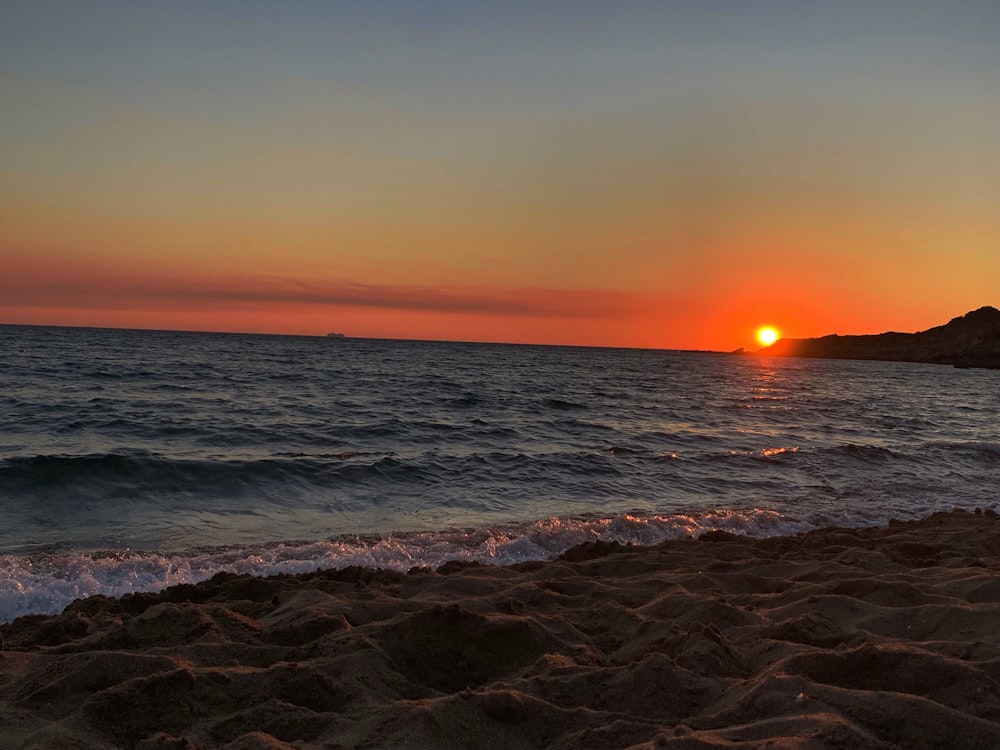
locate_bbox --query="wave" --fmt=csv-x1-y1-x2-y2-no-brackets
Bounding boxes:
10,497,994,624
4,440,997,534
922,441,1000,467
829,444,897,462
0,508,822,623
0,452,424,496
541,398,588,411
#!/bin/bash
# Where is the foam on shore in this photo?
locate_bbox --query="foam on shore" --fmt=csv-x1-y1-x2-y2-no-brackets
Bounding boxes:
3,510,1000,749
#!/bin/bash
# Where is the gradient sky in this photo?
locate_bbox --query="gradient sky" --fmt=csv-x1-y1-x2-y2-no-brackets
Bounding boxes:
3,1,998,350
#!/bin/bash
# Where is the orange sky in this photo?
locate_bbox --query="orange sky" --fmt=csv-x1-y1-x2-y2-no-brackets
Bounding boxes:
3,3,998,350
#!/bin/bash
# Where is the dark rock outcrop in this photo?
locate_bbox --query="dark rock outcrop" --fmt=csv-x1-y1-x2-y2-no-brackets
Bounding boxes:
759,307,1000,369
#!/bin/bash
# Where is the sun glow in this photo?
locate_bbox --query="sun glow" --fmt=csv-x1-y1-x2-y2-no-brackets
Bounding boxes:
756,326,780,347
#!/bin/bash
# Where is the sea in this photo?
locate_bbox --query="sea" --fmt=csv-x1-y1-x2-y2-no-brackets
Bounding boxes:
2,324,998,623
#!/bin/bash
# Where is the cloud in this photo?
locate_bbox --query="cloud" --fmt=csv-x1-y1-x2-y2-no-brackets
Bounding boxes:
1,260,636,319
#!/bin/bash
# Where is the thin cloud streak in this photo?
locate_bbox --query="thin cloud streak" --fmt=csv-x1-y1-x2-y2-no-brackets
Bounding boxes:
2,265,637,319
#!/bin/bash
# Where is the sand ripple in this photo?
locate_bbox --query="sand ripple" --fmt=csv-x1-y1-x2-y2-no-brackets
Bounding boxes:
4,510,1000,749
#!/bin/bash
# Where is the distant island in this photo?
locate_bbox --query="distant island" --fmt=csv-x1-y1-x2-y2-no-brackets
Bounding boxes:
758,306,1000,370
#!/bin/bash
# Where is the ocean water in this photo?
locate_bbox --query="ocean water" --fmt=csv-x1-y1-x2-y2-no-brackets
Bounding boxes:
2,324,998,622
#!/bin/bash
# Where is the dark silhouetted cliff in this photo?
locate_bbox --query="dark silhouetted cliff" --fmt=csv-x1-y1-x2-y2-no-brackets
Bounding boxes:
759,307,1000,369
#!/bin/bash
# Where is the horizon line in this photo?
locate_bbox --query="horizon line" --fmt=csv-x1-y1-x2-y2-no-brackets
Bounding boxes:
1,320,728,354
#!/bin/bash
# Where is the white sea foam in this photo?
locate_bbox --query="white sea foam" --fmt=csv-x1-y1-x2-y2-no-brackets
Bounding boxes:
2,508,836,623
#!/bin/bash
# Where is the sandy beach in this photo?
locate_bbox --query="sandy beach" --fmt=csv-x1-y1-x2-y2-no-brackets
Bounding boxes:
3,509,1000,749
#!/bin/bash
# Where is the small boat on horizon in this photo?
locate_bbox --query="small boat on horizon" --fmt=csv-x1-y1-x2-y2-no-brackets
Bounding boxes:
326,332,347,339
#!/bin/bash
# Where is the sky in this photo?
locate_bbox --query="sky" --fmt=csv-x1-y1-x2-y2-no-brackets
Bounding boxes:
2,1,998,350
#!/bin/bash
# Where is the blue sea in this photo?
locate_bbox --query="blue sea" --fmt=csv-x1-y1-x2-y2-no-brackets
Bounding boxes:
2,324,998,622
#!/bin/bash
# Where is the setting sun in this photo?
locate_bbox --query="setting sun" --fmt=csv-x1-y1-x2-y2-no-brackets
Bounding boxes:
756,326,780,347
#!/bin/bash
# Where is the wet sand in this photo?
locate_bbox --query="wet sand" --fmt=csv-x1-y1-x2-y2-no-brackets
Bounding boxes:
3,509,1000,749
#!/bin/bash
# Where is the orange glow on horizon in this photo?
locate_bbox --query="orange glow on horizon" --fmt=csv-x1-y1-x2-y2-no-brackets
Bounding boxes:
0,245,985,351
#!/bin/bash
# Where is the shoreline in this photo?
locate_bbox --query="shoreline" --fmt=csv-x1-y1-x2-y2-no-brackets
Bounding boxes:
4,509,1000,748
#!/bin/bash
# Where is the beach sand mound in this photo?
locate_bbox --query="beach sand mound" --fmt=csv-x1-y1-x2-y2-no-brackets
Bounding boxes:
4,510,1000,749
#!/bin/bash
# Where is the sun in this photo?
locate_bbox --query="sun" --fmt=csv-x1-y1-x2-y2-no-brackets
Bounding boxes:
756,326,780,347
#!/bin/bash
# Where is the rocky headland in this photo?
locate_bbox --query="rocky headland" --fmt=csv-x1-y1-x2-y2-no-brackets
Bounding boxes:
760,306,1000,369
